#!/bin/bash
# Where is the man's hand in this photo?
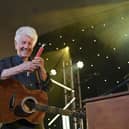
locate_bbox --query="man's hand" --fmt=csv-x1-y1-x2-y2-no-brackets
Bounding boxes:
32,57,46,73
20,57,46,73
32,57,47,81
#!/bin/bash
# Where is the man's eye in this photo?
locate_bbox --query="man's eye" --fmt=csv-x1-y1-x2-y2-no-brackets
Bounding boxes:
22,41,26,44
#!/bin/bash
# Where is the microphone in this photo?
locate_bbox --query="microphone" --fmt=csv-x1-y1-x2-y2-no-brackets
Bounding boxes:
36,44,46,57
35,43,46,89
27,43,46,77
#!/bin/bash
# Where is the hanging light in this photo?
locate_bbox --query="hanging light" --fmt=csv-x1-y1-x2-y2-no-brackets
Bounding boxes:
50,69,57,76
76,61,84,69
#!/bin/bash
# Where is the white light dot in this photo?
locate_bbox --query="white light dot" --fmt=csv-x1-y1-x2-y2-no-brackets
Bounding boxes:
46,58,48,61
117,66,121,70
128,61,129,64
56,48,59,50
104,79,107,82
106,56,109,59
91,64,94,67
93,39,97,43
81,28,85,32
48,42,52,46
59,35,63,39
88,86,90,89
77,61,84,69
79,47,82,50
50,69,57,76
97,53,100,57
91,25,94,29
72,39,75,42
113,48,116,51
103,24,106,27
116,81,119,84
64,42,66,46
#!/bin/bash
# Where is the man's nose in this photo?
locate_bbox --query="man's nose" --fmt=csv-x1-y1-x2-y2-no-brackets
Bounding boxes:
24,43,30,48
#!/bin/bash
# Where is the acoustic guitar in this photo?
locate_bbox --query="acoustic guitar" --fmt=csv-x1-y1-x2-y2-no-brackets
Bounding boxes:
0,79,84,124
0,79,48,124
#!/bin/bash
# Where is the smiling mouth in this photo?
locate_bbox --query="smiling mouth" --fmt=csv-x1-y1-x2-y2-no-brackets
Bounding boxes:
21,51,29,54
21,48,31,53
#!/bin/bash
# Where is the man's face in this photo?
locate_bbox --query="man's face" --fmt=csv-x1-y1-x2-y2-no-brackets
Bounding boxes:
15,34,35,60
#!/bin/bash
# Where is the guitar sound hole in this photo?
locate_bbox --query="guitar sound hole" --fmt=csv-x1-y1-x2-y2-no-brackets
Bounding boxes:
23,99,35,112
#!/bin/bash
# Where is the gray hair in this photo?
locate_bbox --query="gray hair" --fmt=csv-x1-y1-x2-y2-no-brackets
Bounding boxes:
14,26,38,45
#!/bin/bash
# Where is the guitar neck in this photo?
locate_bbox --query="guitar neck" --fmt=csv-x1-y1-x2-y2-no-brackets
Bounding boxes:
35,104,84,118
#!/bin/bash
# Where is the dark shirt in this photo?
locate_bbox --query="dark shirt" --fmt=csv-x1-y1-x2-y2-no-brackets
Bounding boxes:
0,55,50,129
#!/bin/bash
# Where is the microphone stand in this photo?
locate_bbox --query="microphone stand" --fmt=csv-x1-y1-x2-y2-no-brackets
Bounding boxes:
35,69,43,90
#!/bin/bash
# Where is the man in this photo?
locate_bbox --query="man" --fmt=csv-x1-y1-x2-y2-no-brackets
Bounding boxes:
0,26,50,129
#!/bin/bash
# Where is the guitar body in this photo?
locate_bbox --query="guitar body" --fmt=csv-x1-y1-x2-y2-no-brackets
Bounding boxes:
0,79,48,124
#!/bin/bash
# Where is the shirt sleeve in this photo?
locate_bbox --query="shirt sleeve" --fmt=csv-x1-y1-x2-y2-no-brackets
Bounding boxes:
0,57,13,78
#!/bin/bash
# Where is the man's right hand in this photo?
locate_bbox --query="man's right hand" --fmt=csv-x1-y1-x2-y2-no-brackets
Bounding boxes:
20,61,39,72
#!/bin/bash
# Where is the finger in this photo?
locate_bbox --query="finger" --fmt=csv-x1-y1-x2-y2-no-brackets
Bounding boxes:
34,57,44,62
32,60,44,67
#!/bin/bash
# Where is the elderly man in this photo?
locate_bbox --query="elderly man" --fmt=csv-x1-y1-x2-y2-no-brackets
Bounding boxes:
0,26,50,129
